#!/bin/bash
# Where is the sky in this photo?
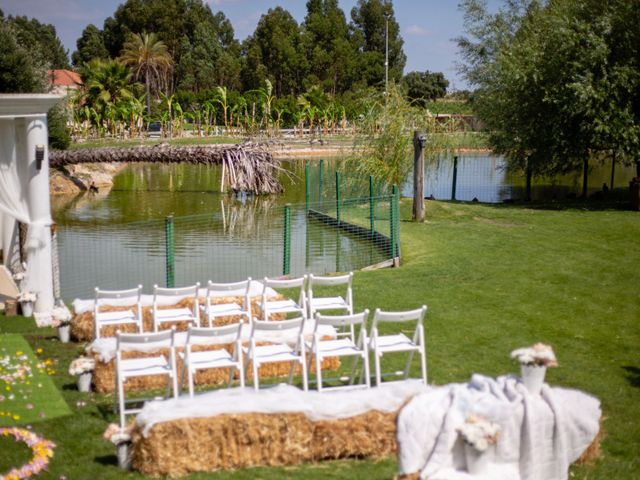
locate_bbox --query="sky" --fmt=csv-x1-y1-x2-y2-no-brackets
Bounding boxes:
0,0,502,90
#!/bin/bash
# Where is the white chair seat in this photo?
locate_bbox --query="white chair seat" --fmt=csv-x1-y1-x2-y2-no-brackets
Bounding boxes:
156,307,196,322
179,349,237,370
309,338,362,357
265,299,303,314
374,333,421,353
309,296,348,311
202,302,244,316
120,356,172,378
96,310,136,324
247,343,301,365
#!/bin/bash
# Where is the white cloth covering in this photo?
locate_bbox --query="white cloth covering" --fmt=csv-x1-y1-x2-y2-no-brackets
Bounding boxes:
136,380,429,436
397,374,601,480
71,281,276,314
87,320,338,363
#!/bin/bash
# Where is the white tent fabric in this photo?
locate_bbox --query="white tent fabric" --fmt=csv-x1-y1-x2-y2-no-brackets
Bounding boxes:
397,374,601,480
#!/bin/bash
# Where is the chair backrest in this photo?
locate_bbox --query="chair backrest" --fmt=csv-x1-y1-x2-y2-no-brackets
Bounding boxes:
308,272,353,308
206,278,251,309
250,316,305,338
371,306,427,333
94,285,142,308
153,283,200,313
315,310,368,328
185,323,243,346
262,276,307,310
116,328,175,352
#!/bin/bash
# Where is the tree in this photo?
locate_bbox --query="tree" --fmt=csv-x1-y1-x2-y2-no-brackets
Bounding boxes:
119,32,172,115
302,0,357,94
0,17,46,92
402,71,448,106
9,14,69,69
458,0,640,186
72,24,109,66
350,0,406,88
241,7,307,96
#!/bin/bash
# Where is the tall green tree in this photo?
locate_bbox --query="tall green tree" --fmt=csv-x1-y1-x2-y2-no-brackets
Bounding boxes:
458,0,640,180
302,0,357,94
119,32,172,114
241,7,307,96
72,24,109,66
402,71,448,106
350,0,405,88
9,14,69,69
0,16,47,92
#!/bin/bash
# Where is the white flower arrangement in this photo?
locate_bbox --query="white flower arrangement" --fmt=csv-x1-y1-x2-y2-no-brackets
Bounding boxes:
510,343,558,367
457,415,501,452
68,357,95,376
17,291,36,303
51,306,72,327
103,423,132,445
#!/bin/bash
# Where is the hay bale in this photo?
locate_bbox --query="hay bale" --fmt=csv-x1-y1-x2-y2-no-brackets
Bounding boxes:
131,409,399,477
576,419,604,465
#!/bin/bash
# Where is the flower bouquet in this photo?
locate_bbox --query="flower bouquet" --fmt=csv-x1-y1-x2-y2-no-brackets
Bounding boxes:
17,291,37,317
69,357,95,392
103,423,133,470
457,415,500,474
52,306,73,343
511,343,558,394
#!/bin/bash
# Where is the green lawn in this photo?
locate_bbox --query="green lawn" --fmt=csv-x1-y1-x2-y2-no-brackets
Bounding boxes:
0,198,638,478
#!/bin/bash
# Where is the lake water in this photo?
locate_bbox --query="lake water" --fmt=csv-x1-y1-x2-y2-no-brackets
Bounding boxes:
53,154,634,300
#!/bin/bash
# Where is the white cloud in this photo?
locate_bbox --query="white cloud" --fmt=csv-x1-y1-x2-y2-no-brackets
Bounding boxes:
405,25,430,36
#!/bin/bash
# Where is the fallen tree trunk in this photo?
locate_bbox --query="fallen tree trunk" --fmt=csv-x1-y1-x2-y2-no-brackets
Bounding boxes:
49,144,282,195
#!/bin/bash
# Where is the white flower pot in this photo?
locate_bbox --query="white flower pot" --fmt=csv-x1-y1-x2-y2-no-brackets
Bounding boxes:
464,442,491,475
77,372,92,392
58,324,71,343
117,441,132,470
521,363,546,395
20,301,33,317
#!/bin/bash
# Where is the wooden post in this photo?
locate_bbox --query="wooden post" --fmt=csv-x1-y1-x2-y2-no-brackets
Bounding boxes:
412,130,425,222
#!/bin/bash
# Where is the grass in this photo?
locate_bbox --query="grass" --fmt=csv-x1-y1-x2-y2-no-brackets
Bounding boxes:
0,334,70,425
1,198,639,478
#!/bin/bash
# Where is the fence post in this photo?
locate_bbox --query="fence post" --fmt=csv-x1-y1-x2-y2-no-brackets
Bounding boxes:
390,185,399,266
452,156,458,200
369,175,375,235
318,159,324,203
165,215,175,288
335,171,341,224
413,130,425,221
283,204,291,276
305,162,310,213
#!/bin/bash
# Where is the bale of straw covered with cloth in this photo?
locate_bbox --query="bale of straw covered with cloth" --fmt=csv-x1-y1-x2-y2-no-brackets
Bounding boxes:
130,382,427,477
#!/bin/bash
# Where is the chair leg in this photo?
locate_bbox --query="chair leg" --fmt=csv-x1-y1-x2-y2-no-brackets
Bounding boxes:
171,370,179,399
252,359,260,391
363,352,371,388
287,360,296,385
315,353,323,392
227,366,235,388
301,356,308,392
375,351,382,386
117,375,126,429
238,361,245,389
404,350,416,380
420,348,428,385
187,366,195,397
349,355,359,385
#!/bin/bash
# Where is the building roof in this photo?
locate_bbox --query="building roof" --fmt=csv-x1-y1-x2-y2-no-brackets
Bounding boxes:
48,69,82,87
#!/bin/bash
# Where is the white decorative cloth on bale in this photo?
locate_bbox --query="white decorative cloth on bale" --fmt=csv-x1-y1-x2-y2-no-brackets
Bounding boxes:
71,281,276,314
136,380,428,436
87,321,338,363
397,374,601,480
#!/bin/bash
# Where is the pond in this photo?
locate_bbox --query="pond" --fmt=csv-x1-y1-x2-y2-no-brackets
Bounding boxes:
53,154,635,300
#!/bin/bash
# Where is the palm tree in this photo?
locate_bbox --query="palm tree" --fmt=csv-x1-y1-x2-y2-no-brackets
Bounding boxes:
215,86,230,134
119,32,173,115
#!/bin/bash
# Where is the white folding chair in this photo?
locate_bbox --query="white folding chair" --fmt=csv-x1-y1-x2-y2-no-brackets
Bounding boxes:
309,310,371,391
369,306,428,386
180,323,245,397
152,283,200,332
244,317,308,391
201,278,252,327
307,272,354,337
93,286,143,339
260,276,307,321
115,329,179,428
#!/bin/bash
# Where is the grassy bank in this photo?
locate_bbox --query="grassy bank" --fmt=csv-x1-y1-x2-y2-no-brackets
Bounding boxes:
0,199,638,478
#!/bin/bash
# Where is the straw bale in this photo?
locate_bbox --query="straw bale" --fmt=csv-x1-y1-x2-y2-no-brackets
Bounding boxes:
575,419,604,465
132,413,313,477
130,409,400,477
